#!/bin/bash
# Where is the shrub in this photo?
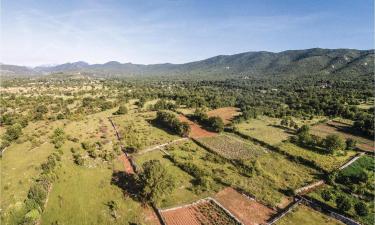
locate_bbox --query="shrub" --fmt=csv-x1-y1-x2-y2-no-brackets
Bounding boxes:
113,105,128,115
321,190,333,201
336,195,352,212
345,138,357,150
138,160,176,205
325,134,346,154
354,202,368,216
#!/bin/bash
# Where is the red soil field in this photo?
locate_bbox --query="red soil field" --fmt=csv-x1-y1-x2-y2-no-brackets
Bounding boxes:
207,107,241,125
118,153,135,174
178,115,217,138
311,121,374,152
161,199,239,225
214,187,276,225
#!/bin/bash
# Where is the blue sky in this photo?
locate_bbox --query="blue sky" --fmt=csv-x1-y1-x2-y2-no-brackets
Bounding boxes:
1,0,373,66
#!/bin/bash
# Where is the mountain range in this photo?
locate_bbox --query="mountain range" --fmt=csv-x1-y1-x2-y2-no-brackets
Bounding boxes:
1,48,373,79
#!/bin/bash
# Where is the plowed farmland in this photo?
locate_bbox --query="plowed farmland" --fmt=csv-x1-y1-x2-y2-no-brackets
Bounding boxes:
195,134,266,159
214,187,275,225
160,199,240,225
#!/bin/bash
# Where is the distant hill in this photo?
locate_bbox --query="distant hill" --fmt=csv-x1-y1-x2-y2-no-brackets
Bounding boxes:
1,48,373,79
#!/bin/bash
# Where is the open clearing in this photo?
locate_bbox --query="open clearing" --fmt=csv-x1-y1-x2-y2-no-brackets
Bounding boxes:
206,107,241,125
178,114,217,138
235,116,292,145
214,187,275,225
311,121,374,152
195,134,266,160
275,204,343,225
133,150,213,208
279,142,357,172
160,199,240,225
166,140,320,207
112,112,181,150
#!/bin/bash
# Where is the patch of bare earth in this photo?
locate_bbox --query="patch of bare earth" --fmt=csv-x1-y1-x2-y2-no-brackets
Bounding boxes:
207,107,241,125
178,115,217,138
144,206,162,225
214,187,276,225
118,153,135,174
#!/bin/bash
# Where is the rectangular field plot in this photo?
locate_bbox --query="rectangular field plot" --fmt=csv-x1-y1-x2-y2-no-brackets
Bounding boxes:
166,141,320,207
275,204,343,225
134,150,213,208
311,121,374,152
234,117,292,145
195,134,266,160
112,112,180,150
279,142,357,172
160,199,241,225
214,187,276,225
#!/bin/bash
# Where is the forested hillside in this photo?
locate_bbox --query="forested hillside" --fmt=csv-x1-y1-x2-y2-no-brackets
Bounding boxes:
1,48,373,79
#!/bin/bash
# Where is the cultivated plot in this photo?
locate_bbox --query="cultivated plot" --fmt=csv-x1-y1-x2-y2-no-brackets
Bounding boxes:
195,134,266,160
160,199,241,225
214,187,276,225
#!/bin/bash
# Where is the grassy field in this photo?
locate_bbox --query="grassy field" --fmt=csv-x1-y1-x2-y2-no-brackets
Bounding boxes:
278,142,356,172
112,112,180,150
1,142,54,215
166,140,320,207
0,119,67,220
134,150,213,208
40,110,151,225
275,204,343,225
41,156,147,225
311,121,374,152
195,134,266,160
235,116,293,145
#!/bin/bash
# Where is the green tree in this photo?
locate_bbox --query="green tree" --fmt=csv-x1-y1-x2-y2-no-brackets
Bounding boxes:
325,134,346,153
354,202,368,216
3,123,23,142
138,160,176,205
345,138,357,150
114,105,128,115
336,195,351,212
207,116,224,132
321,190,332,201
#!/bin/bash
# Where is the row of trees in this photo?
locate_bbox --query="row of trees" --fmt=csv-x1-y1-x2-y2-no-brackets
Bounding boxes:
321,190,368,216
292,125,356,154
155,111,190,137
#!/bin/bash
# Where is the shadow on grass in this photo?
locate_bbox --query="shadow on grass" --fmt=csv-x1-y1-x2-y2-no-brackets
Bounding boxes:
111,171,142,202
146,119,178,136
